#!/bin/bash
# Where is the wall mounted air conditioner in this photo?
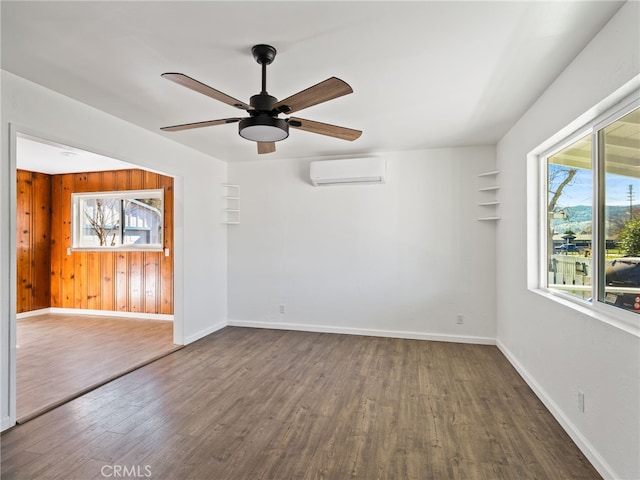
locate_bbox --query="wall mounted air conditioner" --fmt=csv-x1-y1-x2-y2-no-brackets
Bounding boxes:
309,157,386,186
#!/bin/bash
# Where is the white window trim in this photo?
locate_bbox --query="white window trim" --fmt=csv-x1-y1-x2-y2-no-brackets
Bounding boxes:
528,88,640,337
537,126,593,306
71,188,164,252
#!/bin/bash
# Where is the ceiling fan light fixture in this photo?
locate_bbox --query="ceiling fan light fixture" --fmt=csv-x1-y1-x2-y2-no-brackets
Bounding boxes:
239,116,289,142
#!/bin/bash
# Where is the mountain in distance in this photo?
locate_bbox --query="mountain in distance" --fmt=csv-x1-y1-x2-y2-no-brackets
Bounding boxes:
551,204,639,234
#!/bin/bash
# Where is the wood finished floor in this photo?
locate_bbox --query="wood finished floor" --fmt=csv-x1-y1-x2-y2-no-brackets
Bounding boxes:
16,314,179,423
2,327,601,480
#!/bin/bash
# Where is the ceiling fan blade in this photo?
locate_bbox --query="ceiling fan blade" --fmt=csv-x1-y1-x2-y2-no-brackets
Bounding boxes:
162,73,251,111
273,77,353,114
161,118,241,132
288,117,362,141
257,142,276,154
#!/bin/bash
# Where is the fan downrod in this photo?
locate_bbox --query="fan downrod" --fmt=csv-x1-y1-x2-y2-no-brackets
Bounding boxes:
252,44,277,65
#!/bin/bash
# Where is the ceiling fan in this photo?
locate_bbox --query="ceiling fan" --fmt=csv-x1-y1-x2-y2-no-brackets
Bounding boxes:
160,44,362,154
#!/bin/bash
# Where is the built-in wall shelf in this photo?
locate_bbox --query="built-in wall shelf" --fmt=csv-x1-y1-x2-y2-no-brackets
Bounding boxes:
477,170,500,177
477,171,500,221
222,184,240,224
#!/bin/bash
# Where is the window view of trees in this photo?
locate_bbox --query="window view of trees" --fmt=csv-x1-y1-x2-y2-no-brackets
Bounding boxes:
545,105,639,315
618,219,640,256
84,198,120,247
600,107,640,313
547,135,592,302
73,189,163,250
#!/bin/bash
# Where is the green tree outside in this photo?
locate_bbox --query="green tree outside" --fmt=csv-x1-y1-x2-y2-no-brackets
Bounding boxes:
618,218,640,256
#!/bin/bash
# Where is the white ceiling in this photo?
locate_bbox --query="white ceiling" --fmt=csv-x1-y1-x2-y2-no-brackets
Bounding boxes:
16,135,135,175
1,1,626,167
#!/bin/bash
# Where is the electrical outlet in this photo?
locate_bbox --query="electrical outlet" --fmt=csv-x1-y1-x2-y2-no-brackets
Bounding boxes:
279,304,285,314
456,314,464,325
577,389,585,413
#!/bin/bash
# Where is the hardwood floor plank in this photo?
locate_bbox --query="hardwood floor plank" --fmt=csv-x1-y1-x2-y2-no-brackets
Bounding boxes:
2,328,602,480
16,313,178,422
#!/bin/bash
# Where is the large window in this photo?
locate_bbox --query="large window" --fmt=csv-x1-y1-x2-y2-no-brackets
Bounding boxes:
72,189,164,250
542,99,639,318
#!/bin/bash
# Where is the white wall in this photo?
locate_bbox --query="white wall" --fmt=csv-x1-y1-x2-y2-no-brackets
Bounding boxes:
496,2,640,479
0,71,229,430
3,4,636,475
227,147,497,343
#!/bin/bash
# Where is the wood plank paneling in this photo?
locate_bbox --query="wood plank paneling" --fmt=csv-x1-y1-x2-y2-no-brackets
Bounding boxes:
49,176,63,307
16,171,32,312
144,253,159,314
128,252,143,313
129,169,143,190
99,172,117,312
74,250,88,310
160,176,174,315
100,251,115,311
47,169,174,314
115,253,128,311
19,168,173,314
59,174,74,306
33,176,52,309
16,170,52,313
86,251,101,310
126,167,144,313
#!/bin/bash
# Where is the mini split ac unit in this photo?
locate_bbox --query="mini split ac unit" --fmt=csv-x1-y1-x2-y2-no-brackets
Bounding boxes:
309,157,386,186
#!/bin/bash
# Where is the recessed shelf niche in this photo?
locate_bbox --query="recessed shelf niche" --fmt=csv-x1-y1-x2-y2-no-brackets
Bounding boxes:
222,184,240,225
477,171,500,221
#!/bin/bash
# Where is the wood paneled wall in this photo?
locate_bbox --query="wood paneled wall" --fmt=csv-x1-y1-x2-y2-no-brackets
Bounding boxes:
17,168,174,315
50,169,174,314
16,170,52,313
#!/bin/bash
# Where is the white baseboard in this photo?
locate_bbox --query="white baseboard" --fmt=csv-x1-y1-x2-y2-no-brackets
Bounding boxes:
496,339,617,480
17,307,173,322
184,321,227,344
227,319,496,345
15,308,51,319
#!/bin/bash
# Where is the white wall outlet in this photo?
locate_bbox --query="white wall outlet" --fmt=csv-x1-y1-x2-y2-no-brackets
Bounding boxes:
456,314,464,325
279,304,285,314
577,389,585,413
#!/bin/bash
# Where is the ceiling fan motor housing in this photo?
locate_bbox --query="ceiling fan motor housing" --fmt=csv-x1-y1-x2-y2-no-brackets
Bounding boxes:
250,93,277,112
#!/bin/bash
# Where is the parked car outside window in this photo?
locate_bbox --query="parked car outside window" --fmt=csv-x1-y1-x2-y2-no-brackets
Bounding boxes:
604,257,640,313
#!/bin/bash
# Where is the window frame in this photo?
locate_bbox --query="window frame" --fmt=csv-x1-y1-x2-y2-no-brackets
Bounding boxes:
538,126,593,308
71,188,164,252
535,94,640,333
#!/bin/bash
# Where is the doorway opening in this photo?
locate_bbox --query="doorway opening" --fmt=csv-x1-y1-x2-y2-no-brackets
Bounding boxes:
14,132,181,422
